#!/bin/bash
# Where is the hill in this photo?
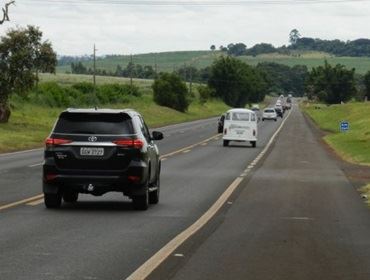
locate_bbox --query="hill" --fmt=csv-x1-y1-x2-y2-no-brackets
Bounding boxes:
57,50,370,75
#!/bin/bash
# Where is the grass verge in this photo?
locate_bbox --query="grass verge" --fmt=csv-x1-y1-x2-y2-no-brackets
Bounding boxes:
303,102,370,166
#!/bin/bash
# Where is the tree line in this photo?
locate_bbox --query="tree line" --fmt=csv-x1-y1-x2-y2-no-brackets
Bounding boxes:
210,30,370,57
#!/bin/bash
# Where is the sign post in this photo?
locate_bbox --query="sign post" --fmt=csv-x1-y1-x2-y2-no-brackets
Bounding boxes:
340,121,349,132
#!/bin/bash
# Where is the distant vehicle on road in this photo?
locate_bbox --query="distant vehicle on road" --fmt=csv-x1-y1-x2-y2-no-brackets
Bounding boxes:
275,106,284,118
223,108,258,147
218,113,226,133
43,108,164,210
262,108,277,121
250,104,261,121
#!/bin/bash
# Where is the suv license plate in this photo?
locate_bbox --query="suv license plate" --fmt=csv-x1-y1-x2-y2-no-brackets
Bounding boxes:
80,147,104,156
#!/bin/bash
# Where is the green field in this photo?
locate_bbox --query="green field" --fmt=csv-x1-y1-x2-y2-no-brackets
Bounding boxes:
57,50,370,75
303,102,370,166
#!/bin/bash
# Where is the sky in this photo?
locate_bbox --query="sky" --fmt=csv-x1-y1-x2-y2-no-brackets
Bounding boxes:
1,0,370,56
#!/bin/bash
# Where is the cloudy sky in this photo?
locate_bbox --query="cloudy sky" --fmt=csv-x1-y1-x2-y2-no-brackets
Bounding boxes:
1,0,370,55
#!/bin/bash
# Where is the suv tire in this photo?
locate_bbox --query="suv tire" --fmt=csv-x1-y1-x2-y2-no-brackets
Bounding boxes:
63,191,79,203
132,187,149,210
149,175,160,204
44,193,62,208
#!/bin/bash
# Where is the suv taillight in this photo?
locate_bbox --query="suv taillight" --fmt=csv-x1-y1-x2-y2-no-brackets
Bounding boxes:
113,139,144,149
45,138,72,147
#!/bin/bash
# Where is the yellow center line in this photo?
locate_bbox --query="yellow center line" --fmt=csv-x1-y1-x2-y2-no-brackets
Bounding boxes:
26,198,45,206
160,134,219,160
0,194,44,211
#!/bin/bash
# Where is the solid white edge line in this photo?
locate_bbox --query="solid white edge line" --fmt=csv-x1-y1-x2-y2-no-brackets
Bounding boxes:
0,148,43,158
28,163,43,168
125,108,293,280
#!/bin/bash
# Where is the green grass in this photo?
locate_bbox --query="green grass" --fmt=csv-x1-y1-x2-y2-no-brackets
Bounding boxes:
57,50,370,75
304,102,370,165
0,95,229,153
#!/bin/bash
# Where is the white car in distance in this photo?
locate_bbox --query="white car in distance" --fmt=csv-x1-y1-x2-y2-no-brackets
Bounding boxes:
262,108,277,121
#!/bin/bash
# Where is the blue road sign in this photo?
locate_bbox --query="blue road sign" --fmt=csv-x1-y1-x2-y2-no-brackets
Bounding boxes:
340,121,349,132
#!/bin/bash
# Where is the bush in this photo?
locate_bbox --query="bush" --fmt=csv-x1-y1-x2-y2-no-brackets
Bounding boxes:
152,73,190,112
198,85,212,105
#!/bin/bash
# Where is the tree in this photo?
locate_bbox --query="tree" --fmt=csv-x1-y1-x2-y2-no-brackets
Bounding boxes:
0,25,57,122
227,43,247,56
152,73,190,112
210,45,216,51
208,56,267,107
306,61,356,104
364,71,370,100
289,29,301,45
0,1,15,25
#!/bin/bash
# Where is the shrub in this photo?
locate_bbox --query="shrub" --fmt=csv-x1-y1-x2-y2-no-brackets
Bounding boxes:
152,73,190,112
197,85,212,105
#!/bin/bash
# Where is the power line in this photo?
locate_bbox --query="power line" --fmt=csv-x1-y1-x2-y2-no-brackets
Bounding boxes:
20,0,370,6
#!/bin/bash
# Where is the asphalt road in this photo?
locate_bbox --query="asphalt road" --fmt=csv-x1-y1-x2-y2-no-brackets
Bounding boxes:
0,107,284,280
149,104,370,280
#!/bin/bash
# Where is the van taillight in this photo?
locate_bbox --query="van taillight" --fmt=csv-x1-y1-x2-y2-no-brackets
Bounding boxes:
113,139,144,149
45,138,72,147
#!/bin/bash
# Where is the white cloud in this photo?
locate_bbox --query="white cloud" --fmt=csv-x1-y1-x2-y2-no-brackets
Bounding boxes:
1,0,370,55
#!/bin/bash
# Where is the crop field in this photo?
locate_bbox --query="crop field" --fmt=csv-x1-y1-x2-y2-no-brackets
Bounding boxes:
57,50,370,74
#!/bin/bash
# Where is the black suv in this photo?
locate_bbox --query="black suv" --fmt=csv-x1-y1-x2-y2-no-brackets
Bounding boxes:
43,108,163,210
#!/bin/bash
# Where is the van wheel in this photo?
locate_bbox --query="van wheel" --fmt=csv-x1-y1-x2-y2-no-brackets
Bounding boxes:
63,191,78,203
44,193,62,209
149,175,160,204
251,141,256,148
262,118,265,121
133,187,149,210
223,140,229,147
274,118,277,122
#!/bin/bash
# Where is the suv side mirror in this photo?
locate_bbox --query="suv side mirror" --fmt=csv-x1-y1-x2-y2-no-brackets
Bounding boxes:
152,131,164,141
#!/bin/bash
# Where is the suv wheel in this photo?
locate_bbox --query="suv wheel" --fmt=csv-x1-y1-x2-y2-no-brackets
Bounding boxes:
251,141,256,148
132,187,149,211
44,193,62,208
223,140,229,147
149,175,160,204
63,191,79,203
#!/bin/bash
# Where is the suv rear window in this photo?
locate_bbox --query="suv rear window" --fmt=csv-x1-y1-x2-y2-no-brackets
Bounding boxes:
53,113,134,135
264,109,275,113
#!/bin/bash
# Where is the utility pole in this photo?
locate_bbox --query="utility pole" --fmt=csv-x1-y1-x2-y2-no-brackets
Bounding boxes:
130,54,133,87
189,68,193,96
154,53,158,78
93,44,97,89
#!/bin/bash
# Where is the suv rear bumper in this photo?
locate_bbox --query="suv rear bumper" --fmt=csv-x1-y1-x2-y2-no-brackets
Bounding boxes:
43,160,149,197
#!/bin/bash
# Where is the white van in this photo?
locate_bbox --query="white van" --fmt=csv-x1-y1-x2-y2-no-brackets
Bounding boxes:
222,108,258,147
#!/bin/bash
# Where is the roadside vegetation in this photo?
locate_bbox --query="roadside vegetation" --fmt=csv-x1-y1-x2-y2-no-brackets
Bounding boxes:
0,95,229,153
303,102,370,166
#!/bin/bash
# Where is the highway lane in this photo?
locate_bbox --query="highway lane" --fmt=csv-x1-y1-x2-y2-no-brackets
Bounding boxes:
149,104,370,280
0,117,219,206
0,108,286,280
